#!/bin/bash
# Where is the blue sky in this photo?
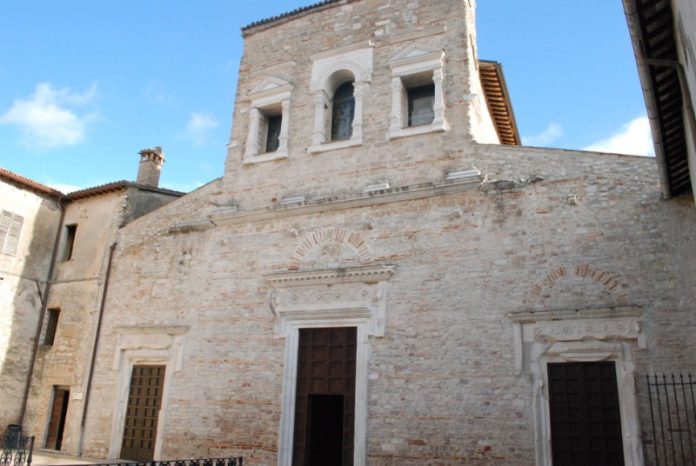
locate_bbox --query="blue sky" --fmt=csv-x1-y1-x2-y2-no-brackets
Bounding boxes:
0,1,652,193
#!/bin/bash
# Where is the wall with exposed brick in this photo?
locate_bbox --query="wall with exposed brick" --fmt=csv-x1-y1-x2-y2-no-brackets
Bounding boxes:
71,141,696,465
44,0,696,464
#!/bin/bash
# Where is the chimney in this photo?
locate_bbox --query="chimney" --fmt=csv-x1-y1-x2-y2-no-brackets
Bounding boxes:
137,146,165,187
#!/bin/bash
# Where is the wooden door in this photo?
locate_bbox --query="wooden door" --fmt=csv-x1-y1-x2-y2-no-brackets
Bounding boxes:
293,327,356,466
548,361,625,466
120,365,166,462
45,387,69,450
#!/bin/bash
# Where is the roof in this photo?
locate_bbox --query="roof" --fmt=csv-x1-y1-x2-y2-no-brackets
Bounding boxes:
0,167,63,197
242,0,351,36
66,181,184,201
0,167,184,201
625,0,691,197
479,61,521,146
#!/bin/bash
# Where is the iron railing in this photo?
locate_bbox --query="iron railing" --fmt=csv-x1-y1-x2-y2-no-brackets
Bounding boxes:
645,373,696,466
81,458,242,466
0,425,34,466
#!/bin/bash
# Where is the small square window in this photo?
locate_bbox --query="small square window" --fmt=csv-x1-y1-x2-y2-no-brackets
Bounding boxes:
407,84,435,127
265,114,282,153
43,308,60,346
61,224,77,261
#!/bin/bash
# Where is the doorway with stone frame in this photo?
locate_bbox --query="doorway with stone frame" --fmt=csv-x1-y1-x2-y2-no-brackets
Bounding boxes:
292,327,356,466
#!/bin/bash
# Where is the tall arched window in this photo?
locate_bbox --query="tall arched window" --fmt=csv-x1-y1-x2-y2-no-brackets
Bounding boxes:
330,82,355,141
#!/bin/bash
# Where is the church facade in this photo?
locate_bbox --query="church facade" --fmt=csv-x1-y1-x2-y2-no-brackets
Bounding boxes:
9,1,696,465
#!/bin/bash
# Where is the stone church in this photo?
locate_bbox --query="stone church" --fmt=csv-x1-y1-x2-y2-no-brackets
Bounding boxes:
2,0,695,465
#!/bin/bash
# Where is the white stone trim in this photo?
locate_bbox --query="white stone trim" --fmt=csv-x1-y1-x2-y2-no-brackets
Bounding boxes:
267,265,394,466
388,43,448,139
309,46,373,150
266,264,395,287
107,326,187,461
244,78,293,164
507,308,645,466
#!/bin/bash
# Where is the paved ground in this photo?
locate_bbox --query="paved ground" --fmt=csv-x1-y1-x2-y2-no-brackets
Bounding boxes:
31,450,107,465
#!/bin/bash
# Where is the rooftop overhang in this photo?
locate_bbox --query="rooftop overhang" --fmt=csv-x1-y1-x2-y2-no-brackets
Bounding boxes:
479,60,521,146
624,0,694,199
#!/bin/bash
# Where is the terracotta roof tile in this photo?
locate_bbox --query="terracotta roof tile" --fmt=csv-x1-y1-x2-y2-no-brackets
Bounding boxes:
0,167,63,197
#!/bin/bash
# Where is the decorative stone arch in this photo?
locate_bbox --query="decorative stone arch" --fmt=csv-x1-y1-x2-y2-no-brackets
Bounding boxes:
288,227,372,271
308,43,373,152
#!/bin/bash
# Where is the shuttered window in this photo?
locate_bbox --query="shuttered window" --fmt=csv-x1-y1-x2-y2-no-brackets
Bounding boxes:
0,210,24,256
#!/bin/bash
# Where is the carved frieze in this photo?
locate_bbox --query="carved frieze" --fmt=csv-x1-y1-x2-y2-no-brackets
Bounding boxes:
265,264,395,338
534,318,641,342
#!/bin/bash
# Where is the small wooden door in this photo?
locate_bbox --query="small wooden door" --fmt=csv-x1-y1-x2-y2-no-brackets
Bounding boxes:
548,361,625,466
293,327,356,466
45,387,69,450
120,365,166,462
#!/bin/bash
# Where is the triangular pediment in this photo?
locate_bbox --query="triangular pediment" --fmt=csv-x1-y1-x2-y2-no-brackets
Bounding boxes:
389,42,442,63
249,76,293,96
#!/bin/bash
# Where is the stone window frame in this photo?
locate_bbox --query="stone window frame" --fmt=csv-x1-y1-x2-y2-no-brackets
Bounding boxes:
388,43,448,140
508,307,646,466
244,77,293,165
265,264,395,466
107,326,187,461
308,43,373,154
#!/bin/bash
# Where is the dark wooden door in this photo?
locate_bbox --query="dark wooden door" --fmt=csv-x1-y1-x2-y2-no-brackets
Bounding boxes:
45,387,69,450
548,361,625,466
293,327,356,466
120,365,166,462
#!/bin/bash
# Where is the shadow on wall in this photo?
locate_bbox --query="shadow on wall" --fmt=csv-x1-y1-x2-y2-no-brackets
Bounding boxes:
0,195,61,435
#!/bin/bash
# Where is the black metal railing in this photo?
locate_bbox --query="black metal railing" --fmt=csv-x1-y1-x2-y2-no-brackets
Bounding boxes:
0,425,34,466
83,458,242,466
645,373,696,466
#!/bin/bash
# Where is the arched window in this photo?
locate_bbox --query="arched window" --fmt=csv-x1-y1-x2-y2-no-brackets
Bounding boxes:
331,82,355,141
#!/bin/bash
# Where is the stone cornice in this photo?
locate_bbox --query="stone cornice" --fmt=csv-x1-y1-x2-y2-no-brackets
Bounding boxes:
208,177,483,227
506,306,642,323
265,264,396,288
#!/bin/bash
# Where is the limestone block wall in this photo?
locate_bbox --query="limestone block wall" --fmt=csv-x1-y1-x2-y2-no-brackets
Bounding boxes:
0,181,61,428
225,0,482,211
24,192,127,453
78,144,696,465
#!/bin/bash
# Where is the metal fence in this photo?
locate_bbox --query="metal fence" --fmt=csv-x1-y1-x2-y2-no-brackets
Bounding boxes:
84,459,242,466
645,373,696,466
0,425,34,466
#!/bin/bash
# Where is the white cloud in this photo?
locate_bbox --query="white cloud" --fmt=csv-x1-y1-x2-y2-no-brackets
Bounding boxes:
0,82,97,149
523,122,563,147
142,80,174,106
48,183,84,194
183,112,219,146
584,116,655,156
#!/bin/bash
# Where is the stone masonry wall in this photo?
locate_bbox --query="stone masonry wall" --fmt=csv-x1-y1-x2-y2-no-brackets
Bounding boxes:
225,0,480,211
80,143,696,465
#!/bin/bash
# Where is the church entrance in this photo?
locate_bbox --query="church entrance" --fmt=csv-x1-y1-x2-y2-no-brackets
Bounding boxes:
293,327,356,466
548,361,625,466
119,365,166,462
